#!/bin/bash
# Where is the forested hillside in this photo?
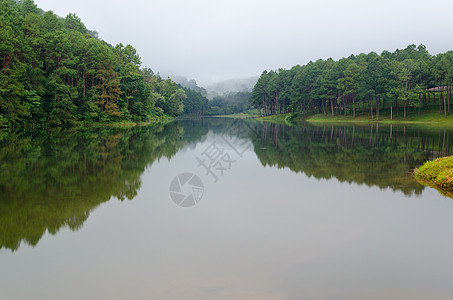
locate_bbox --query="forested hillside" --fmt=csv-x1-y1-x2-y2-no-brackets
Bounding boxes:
0,0,207,127
207,91,252,115
251,44,453,120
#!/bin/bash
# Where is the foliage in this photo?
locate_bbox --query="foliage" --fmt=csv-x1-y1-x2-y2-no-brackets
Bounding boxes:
415,156,453,194
0,0,186,127
179,85,209,115
251,44,453,120
207,91,252,115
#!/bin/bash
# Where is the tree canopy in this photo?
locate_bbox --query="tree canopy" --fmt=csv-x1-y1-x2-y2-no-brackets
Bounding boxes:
0,0,191,127
251,44,453,120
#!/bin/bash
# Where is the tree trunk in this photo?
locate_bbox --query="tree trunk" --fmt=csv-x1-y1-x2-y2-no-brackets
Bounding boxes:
390,106,393,121
352,95,356,118
370,97,373,119
404,101,406,118
439,91,442,115
330,99,334,117
447,85,451,113
444,88,447,118
376,97,379,121
343,94,346,116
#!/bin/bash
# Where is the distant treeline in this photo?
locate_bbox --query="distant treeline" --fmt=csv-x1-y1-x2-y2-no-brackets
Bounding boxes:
207,91,252,115
0,0,209,127
251,44,453,119
172,75,253,116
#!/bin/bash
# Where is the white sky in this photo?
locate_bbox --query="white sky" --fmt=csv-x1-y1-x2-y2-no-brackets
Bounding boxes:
34,0,453,85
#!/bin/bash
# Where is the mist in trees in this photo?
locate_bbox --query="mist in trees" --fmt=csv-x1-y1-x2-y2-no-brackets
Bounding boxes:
207,91,252,115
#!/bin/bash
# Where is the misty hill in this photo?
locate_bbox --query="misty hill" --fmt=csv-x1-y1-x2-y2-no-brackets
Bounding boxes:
204,76,258,98
161,74,207,96
161,73,258,100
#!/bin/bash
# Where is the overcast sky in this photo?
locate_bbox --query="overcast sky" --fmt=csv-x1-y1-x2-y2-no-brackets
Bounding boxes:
34,0,453,85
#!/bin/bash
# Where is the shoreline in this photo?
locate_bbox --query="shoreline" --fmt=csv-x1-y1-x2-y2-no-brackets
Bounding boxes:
254,111,453,127
0,116,174,130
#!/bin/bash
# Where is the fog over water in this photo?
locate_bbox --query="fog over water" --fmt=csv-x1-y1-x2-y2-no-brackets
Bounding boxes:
33,0,453,85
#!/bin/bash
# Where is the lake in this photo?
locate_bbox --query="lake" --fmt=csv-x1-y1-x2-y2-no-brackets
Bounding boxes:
1,118,453,300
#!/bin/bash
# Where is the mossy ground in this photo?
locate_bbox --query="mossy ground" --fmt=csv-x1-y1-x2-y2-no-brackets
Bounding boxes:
414,156,453,197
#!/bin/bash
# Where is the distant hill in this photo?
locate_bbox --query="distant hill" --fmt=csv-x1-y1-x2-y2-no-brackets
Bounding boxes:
204,76,258,99
161,73,258,99
159,74,207,96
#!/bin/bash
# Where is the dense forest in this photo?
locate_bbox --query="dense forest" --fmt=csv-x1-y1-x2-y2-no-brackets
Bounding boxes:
251,44,453,120
207,91,253,115
0,0,210,127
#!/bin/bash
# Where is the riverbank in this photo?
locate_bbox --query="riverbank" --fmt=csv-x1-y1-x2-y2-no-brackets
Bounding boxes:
414,156,453,197
0,115,173,130
256,106,453,127
76,115,173,128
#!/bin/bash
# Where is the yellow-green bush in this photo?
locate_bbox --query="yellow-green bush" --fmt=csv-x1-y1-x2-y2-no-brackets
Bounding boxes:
415,156,453,193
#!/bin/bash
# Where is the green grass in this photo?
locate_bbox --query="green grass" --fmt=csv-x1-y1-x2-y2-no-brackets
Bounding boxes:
415,156,453,198
210,110,260,119
256,113,293,123
75,115,173,128
279,105,453,127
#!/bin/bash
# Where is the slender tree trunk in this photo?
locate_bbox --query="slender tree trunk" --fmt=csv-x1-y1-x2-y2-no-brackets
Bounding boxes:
376,97,379,121
370,97,373,119
343,94,346,116
447,85,451,113
404,101,406,118
439,91,442,115
330,99,334,117
444,88,447,118
275,93,279,115
390,106,393,120
352,95,356,118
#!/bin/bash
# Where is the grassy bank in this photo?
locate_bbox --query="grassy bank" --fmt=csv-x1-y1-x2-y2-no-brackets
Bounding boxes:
256,113,293,123
209,112,260,119
415,156,453,197
308,105,453,124
2,115,174,130
255,106,453,127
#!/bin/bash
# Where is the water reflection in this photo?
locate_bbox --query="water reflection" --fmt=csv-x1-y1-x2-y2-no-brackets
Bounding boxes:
252,122,452,196
0,123,187,251
1,119,452,251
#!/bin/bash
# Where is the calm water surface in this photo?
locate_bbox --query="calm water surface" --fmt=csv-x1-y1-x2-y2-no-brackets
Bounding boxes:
1,119,453,300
